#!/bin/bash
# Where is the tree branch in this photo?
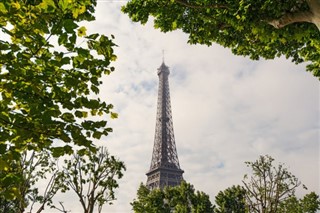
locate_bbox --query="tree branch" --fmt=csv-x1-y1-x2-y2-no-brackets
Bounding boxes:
269,0,320,30
51,202,70,213
269,10,313,28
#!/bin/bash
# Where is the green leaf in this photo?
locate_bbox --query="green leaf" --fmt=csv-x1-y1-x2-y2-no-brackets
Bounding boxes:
51,147,66,157
61,112,75,122
172,21,178,30
0,159,9,171
92,131,102,139
86,33,99,40
110,112,118,119
60,133,71,142
69,33,76,44
0,143,7,154
91,85,99,94
0,2,7,14
63,145,73,155
58,0,70,12
39,0,56,11
87,99,100,109
75,110,88,118
58,33,68,45
64,19,79,33
61,56,70,65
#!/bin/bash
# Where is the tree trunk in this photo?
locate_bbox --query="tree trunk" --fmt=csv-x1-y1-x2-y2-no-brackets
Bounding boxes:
269,0,320,30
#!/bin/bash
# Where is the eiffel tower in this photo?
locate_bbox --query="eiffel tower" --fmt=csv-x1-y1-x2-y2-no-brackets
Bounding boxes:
146,61,184,190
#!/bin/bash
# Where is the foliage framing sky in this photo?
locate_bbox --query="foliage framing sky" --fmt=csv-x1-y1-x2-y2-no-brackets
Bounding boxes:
44,1,319,212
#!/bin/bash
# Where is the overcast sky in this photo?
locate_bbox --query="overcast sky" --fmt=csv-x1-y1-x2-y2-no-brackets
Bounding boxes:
48,1,319,212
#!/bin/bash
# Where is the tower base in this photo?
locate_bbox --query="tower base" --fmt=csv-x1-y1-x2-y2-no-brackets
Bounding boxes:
146,167,184,190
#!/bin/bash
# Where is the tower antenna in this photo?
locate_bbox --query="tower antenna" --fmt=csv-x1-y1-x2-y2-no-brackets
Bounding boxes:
162,49,165,63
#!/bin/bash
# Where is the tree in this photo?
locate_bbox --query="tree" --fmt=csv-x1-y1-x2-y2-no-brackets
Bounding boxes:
0,150,60,213
279,192,320,213
26,151,62,213
122,0,320,77
215,185,248,213
217,156,320,213
58,147,126,213
131,181,215,213
242,155,301,213
132,184,169,213
0,0,117,199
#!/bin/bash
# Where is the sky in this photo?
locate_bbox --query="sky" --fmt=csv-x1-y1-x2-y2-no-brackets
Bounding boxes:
46,1,319,212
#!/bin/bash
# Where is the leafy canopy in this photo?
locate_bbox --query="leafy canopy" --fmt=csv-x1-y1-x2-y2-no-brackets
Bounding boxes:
122,0,320,78
132,181,215,213
215,185,248,213
0,0,117,199
279,192,320,213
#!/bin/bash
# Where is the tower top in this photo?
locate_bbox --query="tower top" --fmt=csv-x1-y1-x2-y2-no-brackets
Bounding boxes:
157,61,170,75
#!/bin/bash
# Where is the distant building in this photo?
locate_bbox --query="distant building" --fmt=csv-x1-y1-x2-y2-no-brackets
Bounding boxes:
146,61,184,190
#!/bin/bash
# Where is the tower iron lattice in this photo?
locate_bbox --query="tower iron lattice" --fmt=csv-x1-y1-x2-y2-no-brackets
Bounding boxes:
146,61,184,190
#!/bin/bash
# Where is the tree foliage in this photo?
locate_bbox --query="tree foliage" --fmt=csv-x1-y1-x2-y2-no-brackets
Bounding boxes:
122,0,320,78
0,0,117,199
0,150,60,213
243,155,301,213
0,147,125,213
0,197,20,213
131,181,215,213
216,156,320,213
279,192,320,213
215,185,248,213
58,147,126,213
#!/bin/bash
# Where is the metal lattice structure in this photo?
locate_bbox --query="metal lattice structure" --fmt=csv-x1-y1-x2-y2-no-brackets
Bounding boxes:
146,62,184,190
